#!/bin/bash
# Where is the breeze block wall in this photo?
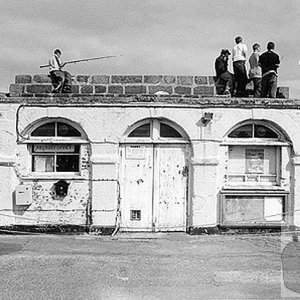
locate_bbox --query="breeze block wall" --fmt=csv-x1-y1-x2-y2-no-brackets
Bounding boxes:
9,74,217,97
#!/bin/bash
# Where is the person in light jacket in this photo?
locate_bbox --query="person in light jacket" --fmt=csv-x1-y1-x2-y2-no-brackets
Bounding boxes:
48,49,72,93
248,43,262,98
232,36,248,97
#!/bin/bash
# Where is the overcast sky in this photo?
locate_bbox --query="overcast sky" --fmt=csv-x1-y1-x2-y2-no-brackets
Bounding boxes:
1,0,299,97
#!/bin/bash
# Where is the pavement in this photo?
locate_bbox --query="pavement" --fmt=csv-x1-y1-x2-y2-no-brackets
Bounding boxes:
0,231,299,300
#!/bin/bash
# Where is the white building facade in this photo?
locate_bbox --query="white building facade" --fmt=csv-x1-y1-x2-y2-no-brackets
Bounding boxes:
0,75,297,233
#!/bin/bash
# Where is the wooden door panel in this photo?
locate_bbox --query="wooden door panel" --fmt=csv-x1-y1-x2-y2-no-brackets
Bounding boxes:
121,144,153,230
154,145,187,231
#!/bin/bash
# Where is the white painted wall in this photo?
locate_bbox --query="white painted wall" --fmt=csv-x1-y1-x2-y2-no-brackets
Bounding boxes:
0,102,297,229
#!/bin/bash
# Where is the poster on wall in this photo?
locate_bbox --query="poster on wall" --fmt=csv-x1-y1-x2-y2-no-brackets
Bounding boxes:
245,149,264,173
126,145,145,159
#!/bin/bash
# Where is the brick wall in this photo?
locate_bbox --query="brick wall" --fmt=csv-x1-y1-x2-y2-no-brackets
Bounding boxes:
9,74,216,97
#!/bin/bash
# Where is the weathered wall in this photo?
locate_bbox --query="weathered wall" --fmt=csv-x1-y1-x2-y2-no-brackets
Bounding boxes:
0,88,298,231
9,74,215,97
9,74,290,99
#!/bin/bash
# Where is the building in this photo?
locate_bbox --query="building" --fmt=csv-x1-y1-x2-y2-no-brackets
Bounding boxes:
0,74,298,233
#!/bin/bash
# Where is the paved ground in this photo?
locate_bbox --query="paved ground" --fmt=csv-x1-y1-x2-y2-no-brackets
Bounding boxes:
0,232,299,300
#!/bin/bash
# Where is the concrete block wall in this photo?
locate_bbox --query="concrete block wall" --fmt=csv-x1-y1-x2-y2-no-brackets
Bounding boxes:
9,74,216,97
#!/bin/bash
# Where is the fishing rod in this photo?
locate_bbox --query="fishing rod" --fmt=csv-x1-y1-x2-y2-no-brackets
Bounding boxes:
40,55,121,68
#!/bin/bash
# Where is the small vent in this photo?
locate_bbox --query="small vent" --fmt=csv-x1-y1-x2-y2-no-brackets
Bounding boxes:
131,210,141,221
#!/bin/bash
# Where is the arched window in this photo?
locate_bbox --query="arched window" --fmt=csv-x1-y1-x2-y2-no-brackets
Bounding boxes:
224,121,288,186
126,120,184,141
220,120,291,226
31,122,81,137
228,124,278,139
128,123,150,138
160,123,182,138
29,121,84,173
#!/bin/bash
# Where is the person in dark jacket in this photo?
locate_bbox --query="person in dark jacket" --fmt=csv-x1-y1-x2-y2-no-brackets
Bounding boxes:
259,42,280,98
215,49,235,96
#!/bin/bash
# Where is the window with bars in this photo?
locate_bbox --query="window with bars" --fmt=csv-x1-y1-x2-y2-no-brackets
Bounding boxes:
227,146,279,185
226,123,282,186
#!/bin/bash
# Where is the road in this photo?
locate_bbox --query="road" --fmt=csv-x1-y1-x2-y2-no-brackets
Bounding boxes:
0,232,297,299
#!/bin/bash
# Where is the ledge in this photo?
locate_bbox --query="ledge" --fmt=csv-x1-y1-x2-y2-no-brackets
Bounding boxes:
0,95,298,111
0,225,116,235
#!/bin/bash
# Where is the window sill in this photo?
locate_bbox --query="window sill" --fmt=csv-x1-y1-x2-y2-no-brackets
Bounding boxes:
21,173,85,181
221,140,290,146
120,139,188,144
21,139,89,144
220,221,287,227
221,186,289,193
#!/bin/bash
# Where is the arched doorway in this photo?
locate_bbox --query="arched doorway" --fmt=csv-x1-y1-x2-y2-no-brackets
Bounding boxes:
120,119,190,231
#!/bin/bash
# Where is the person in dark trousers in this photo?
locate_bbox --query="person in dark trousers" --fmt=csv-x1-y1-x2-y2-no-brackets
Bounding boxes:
48,49,72,93
232,36,248,97
248,43,262,98
215,49,235,96
259,42,280,98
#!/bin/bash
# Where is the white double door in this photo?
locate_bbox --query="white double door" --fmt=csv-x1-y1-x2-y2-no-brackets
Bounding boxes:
120,143,188,231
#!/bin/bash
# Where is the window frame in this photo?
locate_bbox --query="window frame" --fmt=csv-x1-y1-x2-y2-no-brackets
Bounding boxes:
226,145,281,186
222,121,290,188
219,190,289,226
30,143,81,174
122,119,187,144
26,120,86,176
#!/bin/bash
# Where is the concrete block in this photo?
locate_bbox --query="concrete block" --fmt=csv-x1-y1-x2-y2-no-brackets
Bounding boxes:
174,86,191,95
81,85,93,94
144,75,162,84
26,84,52,94
208,76,216,85
108,85,124,94
177,76,193,85
193,86,214,96
71,85,80,94
33,74,52,83
15,75,32,84
76,75,90,83
195,76,208,85
9,84,25,95
148,85,173,94
164,75,176,84
91,75,110,84
111,75,142,84
125,85,146,94
95,85,107,93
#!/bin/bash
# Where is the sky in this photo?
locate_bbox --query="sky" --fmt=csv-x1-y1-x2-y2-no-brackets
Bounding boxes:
1,0,300,97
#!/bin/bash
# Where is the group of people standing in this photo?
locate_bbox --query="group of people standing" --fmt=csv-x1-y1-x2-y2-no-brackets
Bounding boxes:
215,36,281,98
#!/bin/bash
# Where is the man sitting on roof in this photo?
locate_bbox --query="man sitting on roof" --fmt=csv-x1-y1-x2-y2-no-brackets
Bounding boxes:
48,49,72,93
215,49,235,96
